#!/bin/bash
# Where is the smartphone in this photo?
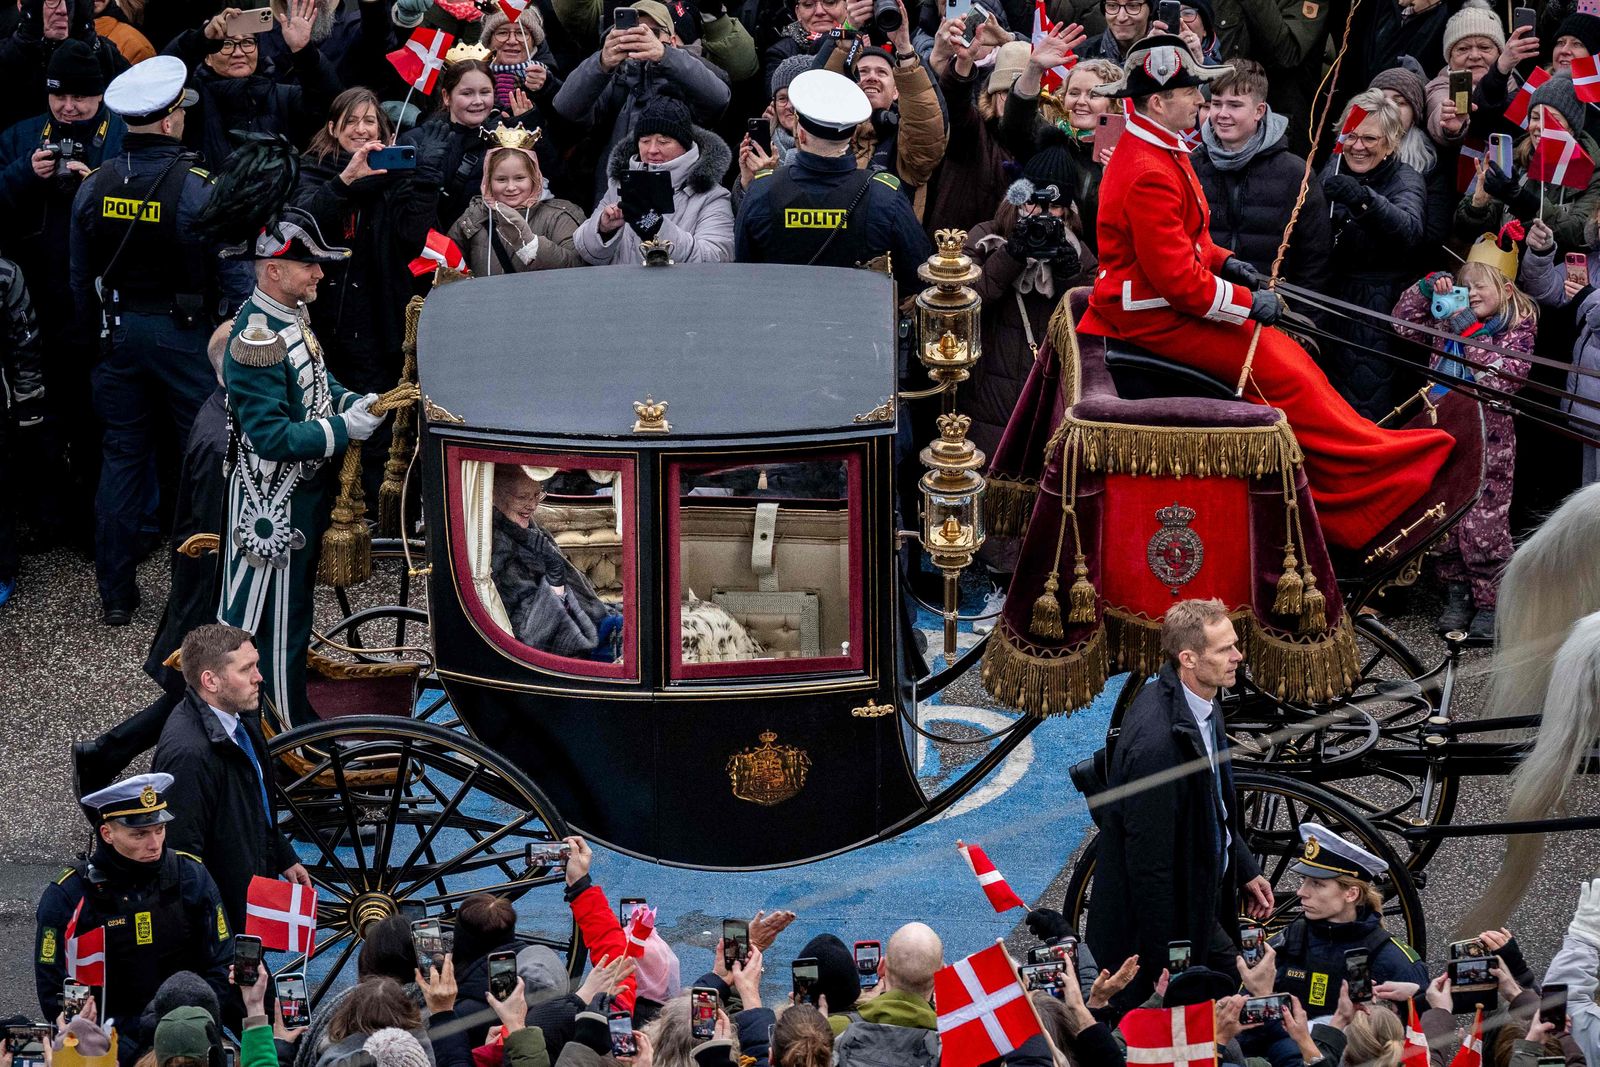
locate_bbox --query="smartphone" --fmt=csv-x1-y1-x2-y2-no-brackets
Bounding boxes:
233,934,263,987
1449,938,1487,959
1568,252,1588,285
223,7,274,34
613,7,640,29
746,118,771,151
1094,114,1126,159
1167,940,1191,974
1241,994,1291,1025
1345,949,1373,1003
944,0,974,19
1541,984,1567,1031
620,169,675,215
960,2,988,43
1018,961,1067,998
410,918,445,974
367,145,416,171
275,972,309,1028
1514,5,1537,33
722,919,750,968
224,1048,238,1067
690,987,719,1041
1236,926,1264,966
619,897,647,925
791,957,821,1003
488,950,518,1002
526,841,571,867
62,981,90,1023
1157,0,1181,28
1488,132,1514,176
1449,69,1472,114
855,940,881,988
608,1009,638,1057
1449,956,1500,1012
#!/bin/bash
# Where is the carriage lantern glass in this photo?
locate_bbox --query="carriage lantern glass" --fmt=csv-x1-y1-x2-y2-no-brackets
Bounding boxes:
914,230,982,394
919,413,985,655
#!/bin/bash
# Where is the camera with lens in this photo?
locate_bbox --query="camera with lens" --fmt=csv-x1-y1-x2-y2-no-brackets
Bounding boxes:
1014,212,1067,255
42,138,82,164
872,0,901,34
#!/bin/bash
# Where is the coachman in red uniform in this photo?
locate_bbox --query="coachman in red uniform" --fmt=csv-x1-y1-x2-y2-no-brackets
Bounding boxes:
1076,34,1454,551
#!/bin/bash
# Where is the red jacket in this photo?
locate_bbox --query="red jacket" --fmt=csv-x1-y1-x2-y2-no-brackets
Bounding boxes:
570,882,637,1012
1082,109,1252,331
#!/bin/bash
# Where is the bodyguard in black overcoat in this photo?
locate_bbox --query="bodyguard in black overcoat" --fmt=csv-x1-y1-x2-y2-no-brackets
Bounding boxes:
1085,603,1271,1015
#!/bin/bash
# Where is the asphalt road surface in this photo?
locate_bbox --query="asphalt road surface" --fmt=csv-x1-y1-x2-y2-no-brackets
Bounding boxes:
2,546,1597,1017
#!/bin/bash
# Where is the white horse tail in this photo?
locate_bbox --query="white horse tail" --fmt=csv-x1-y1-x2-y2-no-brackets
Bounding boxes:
1461,609,1600,933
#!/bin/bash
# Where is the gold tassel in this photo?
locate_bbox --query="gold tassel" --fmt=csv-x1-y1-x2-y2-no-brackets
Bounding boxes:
1031,573,1065,639
984,477,1039,538
980,623,1110,718
1067,557,1096,623
1272,541,1303,616
1299,565,1328,632
378,302,424,536
318,447,371,587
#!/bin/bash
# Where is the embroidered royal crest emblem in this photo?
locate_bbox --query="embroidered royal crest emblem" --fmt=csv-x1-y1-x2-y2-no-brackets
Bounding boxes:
1304,834,1322,860
1146,502,1204,595
727,731,811,806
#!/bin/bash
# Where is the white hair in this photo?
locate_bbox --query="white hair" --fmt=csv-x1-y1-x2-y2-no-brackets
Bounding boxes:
1395,126,1436,177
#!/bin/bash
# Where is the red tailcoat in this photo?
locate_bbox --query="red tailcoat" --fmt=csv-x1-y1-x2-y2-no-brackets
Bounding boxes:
1077,109,1454,550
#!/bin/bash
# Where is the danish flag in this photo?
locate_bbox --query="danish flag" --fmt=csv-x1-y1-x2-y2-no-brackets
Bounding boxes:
496,0,530,26
1449,1006,1484,1067
65,898,105,986
1530,106,1596,189
1119,1002,1218,1067
1332,103,1369,154
1574,54,1600,104
934,942,1043,1067
1403,1002,1431,1067
387,27,455,95
1031,0,1076,92
409,230,467,276
245,876,318,953
957,840,1027,912
1505,66,1551,127
624,904,657,958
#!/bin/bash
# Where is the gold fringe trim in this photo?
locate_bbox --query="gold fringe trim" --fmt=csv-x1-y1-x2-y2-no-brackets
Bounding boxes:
1069,419,1305,479
984,477,1039,538
981,623,1109,718
1047,292,1086,409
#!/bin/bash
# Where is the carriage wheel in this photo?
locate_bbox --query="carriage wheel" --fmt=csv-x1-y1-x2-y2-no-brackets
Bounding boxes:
267,716,581,1003
1060,771,1426,956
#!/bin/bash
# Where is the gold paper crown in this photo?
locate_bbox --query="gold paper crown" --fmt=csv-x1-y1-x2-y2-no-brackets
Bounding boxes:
445,40,492,63
1465,232,1519,281
484,123,543,150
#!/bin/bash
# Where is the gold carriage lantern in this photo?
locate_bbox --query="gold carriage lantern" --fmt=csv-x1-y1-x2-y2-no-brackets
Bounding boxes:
919,412,986,655
913,229,983,397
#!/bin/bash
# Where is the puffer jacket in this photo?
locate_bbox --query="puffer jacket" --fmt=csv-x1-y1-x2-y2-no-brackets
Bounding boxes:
573,125,735,264
446,193,587,275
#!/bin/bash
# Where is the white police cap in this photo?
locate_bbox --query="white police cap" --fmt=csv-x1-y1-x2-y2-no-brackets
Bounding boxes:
1289,822,1387,882
105,56,199,124
788,69,871,138
81,772,176,827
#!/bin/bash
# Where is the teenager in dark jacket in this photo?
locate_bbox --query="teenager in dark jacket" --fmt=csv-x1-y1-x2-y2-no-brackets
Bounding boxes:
1191,59,1329,291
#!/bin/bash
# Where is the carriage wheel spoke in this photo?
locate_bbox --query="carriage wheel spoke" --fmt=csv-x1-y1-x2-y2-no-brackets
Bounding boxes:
394,808,541,901
408,873,565,910
397,765,485,873
372,739,416,879
278,785,361,898
327,745,372,890
311,930,360,1004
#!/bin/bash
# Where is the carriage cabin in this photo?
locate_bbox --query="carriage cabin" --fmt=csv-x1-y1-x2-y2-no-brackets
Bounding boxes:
417,264,929,869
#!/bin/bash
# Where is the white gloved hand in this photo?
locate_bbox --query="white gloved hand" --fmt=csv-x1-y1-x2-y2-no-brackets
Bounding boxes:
1568,877,1600,947
343,393,384,442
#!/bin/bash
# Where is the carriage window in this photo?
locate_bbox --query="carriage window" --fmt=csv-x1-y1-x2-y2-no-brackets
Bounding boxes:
669,452,862,679
454,451,635,678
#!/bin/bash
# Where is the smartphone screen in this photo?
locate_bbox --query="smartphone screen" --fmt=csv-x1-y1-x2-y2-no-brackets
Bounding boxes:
960,3,987,42
1018,962,1066,998
691,988,718,1041
233,935,263,986
62,982,89,1023
1240,927,1264,966
855,940,881,988
279,974,310,1028
619,897,647,925
1345,949,1372,1002
1541,985,1567,1031
722,919,750,968
410,919,445,974
1167,940,1191,974
1449,938,1486,960
1450,957,1493,986
1241,995,1289,1024
488,951,518,1002
609,1011,638,1057
791,958,821,1002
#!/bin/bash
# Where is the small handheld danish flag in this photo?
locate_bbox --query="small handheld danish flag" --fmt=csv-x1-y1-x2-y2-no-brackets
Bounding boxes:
1573,53,1600,104
245,876,319,953
1403,1002,1431,1067
1450,1006,1484,1067
957,840,1028,912
1505,66,1551,127
1119,1002,1218,1067
1031,0,1076,92
1332,103,1369,154
409,230,467,276
387,27,455,95
497,0,530,25
934,942,1043,1067
1529,106,1596,189
624,904,657,959
65,898,105,985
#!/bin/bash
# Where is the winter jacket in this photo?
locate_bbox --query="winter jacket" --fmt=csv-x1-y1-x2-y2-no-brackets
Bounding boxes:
0,258,43,421
833,989,940,1067
1453,131,1600,254
996,85,1104,252
453,939,524,1049
574,126,735,264
314,1028,439,1067
95,11,153,62
1545,926,1600,1067
491,509,617,658
1392,284,1535,399
1267,907,1430,1015
553,40,731,200
402,118,498,232
1322,152,1427,419
1423,65,1519,146
501,1025,552,1067
1342,0,1449,94
1191,112,1331,291
563,876,638,1012
550,0,757,80
761,21,826,93
241,1023,276,1067
253,4,401,95
292,984,429,1067
1209,0,1330,153
164,30,340,169
447,194,587,275
1076,26,1135,64
0,0,128,134
922,61,1015,235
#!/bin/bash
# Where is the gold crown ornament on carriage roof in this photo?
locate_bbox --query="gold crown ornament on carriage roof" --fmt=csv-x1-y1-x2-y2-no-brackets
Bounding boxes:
484,123,543,151
445,40,492,63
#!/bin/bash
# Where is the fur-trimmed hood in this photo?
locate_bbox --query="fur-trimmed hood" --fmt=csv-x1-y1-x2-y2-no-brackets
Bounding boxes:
605,123,730,194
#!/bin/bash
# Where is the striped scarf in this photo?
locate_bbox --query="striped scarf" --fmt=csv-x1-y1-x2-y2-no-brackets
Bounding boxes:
489,61,529,109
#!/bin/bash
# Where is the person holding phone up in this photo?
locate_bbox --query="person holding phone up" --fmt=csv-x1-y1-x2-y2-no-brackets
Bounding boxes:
1540,878,1600,1067
1426,4,1538,145
33,774,233,1049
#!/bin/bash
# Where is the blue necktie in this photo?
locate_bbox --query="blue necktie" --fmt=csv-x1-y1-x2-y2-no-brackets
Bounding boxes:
1210,710,1231,866
233,720,273,825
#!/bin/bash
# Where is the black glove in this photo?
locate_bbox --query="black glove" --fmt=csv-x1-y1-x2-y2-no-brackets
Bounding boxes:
1221,256,1262,289
1250,288,1286,326
573,1004,611,1054
628,209,664,241
1483,162,1520,202
1322,173,1367,208
1025,908,1071,944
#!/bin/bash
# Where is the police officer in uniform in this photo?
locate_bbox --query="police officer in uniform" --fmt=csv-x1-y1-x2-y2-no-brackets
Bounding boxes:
68,56,252,626
735,69,932,292
1264,823,1428,1015
34,773,233,1050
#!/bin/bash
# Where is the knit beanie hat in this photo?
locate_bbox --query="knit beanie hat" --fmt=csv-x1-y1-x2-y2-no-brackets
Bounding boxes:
632,931,682,1003
1443,0,1506,58
1557,9,1600,53
770,52,814,98
1530,73,1585,137
986,40,1031,96
797,933,860,1015
153,1008,216,1065
634,96,693,149
150,970,223,1029
46,39,105,96
1368,64,1426,123
55,1018,113,1058
1162,967,1238,1009
480,2,545,48
363,1028,431,1067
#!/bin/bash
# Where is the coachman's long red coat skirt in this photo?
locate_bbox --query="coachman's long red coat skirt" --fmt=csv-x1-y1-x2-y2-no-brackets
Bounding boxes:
1076,109,1453,550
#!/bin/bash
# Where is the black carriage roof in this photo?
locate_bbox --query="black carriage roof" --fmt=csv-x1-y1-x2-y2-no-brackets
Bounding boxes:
417,264,900,439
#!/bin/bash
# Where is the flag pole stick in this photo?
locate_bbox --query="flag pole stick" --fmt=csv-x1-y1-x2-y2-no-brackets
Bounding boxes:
393,84,416,145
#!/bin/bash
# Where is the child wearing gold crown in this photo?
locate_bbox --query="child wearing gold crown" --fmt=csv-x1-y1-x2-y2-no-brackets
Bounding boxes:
445,125,586,273
1392,223,1537,637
